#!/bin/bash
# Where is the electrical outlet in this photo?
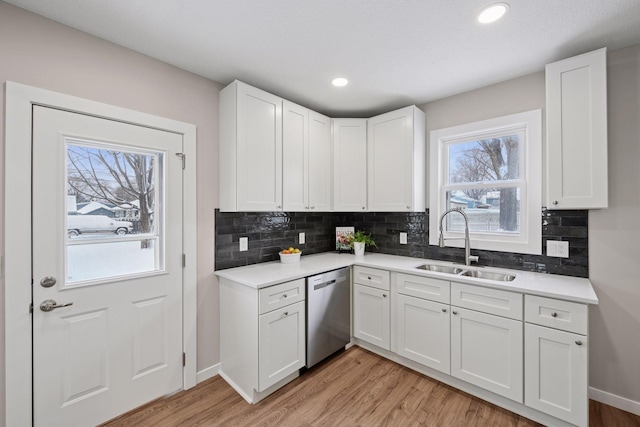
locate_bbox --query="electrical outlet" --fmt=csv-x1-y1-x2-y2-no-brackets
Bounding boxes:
239,237,248,252
547,240,569,258
400,232,407,245
299,232,306,245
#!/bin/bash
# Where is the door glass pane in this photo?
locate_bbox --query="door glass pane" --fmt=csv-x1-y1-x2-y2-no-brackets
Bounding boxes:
448,135,520,184
445,188,521,234
66,140,164,284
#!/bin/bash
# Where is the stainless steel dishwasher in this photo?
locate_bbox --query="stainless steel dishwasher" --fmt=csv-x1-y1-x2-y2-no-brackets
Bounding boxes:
306,267,351,368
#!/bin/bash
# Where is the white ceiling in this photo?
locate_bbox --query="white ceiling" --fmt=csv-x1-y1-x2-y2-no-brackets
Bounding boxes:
6,0,640,116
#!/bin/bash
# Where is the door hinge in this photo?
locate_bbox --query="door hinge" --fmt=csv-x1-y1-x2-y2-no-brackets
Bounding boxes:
29,303,33,314
183,352,186,367
182,254,186,268
176,153,185,170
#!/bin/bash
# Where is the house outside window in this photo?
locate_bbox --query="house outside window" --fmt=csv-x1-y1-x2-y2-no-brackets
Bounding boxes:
429,109,542,255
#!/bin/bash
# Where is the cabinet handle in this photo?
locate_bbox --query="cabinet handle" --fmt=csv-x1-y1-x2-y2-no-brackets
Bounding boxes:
382,294,387,298
283,311,288,316
551,312,558,317
310,206,315,210
282,294,287,298
367,276,371,280
442,308,447,313
305,206,309,210
553,201,558,205
277,205,282,209
452,311,458,315
362,206,366,210
406,206,410,210
575,340,583,346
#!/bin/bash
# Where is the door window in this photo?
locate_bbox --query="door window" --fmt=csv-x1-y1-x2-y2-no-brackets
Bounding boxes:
65,139,165,284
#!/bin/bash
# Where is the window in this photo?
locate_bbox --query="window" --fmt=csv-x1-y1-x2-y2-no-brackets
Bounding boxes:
429,110,542,254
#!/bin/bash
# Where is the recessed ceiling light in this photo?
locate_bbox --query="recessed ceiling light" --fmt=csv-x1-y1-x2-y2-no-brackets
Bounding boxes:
332,77,349,87
478,3,509,24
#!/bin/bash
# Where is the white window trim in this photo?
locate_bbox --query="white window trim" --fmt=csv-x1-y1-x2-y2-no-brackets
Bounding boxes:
429,109,542,255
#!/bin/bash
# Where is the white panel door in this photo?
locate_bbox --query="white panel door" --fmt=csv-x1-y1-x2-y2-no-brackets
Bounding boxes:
237,83,283,211
525,324,588,426
258,301,305,391
308,111,332,211
282,100,309,211
353,283,390,350
32,106,183,427
333,119,367,212
395,294,450,374
451,307,523,403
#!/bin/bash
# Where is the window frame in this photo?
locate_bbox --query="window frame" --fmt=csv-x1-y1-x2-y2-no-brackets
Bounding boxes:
429,109,542,255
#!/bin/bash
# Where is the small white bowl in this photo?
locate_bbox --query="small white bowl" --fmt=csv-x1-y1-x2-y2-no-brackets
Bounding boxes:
279,251,301,264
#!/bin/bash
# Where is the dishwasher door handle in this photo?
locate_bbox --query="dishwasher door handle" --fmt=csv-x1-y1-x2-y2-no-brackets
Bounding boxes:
313,279,337,291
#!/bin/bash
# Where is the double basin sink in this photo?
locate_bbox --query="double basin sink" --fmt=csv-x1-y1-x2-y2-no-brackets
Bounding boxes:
416,264,516,282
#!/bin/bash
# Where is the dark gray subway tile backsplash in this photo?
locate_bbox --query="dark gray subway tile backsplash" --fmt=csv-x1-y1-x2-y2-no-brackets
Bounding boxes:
215,208,588,278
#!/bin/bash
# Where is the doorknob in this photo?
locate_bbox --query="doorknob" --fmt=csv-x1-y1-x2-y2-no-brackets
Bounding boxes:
40,299,73,312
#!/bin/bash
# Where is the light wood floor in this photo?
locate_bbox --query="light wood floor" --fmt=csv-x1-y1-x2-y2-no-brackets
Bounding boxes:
102,346,640,427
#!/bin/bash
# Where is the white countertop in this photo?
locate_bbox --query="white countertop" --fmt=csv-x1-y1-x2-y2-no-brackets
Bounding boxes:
215,252,598,304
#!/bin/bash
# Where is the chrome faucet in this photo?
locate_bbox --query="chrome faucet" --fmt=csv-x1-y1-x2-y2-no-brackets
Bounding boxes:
438,207,479,266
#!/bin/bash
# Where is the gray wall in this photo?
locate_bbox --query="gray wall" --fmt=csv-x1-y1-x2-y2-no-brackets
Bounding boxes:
0,1,223,420
589,44,640,403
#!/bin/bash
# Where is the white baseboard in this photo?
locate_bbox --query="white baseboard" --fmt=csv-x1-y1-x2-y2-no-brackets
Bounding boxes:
590,387,640,416
196,363,220,384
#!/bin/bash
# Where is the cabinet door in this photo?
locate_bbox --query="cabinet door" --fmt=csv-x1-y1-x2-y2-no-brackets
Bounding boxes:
546,48,607,209
333,119,367,212
368,106,424,212
395,294,450,374
282,101,308,211
353,283,390,350
258,301,305,392
237,83,283,211
525,323,588,426
308,111,332,211
451,307,523,402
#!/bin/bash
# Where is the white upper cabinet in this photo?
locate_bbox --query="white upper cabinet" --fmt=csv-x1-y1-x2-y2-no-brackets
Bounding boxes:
367,106,425,212
308,111,332,211
546,48,608,209
333,118,368,212
220,80,283,211
283,102,332,211
282,101,309,211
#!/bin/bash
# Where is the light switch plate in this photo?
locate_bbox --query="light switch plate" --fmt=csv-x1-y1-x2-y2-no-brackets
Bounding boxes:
547,240,569,258
299,232,306,245
239,237,248,252
400,232,408,245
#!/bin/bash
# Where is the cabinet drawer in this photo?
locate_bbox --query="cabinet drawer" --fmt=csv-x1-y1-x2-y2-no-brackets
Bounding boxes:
525,295,587,335
259,278,305,315
395,272,450,304
353,266,390,291
451,282,522,320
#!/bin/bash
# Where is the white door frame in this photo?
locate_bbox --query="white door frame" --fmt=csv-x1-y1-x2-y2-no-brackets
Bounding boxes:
3,81,198,426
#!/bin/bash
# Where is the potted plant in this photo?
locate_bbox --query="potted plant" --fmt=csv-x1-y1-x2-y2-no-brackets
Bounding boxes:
349,230,376,256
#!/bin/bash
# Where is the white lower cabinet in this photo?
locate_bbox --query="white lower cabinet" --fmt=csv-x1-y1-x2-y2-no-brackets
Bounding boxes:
219,277,306,403
258,301,306,391
525,295,589,426
395,293,450,373
451,306,523,403
353,283,390,350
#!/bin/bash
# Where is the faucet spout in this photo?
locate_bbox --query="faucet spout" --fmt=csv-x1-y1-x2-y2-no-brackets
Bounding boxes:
438,207,479,266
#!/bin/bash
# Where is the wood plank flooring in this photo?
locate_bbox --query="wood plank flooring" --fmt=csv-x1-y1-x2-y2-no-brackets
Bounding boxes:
102,346,640,427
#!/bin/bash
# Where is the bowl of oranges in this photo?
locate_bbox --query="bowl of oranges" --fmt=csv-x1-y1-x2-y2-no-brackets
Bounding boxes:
279,247,302,264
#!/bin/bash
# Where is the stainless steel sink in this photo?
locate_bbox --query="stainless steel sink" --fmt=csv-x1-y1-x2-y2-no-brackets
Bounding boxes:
415,263,516,282
459,269,516,282
415,264,465,275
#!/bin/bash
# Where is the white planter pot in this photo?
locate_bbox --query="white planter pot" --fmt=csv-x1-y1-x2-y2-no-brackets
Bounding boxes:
353,242,365,256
